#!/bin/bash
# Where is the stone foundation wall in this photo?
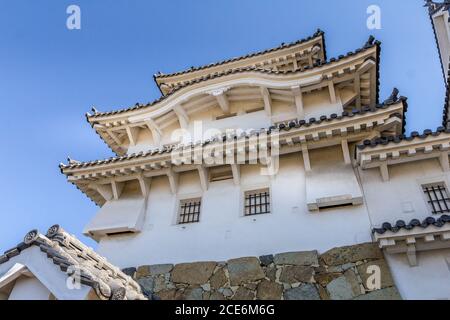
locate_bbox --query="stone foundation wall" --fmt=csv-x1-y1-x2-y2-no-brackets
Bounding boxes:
122,243,401,300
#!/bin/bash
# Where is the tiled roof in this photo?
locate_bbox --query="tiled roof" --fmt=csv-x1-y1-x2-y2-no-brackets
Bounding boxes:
425,0,450,16
372,214,450,235
154,29,326,80
87,36,380,120
0,225,147,300
61,91,405,171
357,126,450,150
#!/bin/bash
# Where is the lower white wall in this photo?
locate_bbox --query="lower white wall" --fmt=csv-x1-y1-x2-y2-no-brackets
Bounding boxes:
385,248,450,300
8,277,50,300
358,158,450,227
97,152,373,267
359,158,450,299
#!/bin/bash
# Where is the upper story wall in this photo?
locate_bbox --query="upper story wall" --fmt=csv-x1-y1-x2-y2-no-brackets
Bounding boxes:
359,157,450,227
127,86,347,155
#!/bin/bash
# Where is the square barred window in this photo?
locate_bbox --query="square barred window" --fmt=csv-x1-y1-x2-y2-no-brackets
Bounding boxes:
178,198,202,224
244,188,271,216
422,183,450,215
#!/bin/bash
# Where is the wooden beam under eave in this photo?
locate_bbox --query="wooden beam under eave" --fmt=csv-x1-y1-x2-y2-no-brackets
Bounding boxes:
292,86,304,120
126,126,140,147
407,244,418,267
173,105,189,130
137,176,152,197
356,59,376,75
292,54,299,71
111,180,124,200
231,164,240,186
260,87,272,117
145,119,162,146
197,165,209,191
328,81,337,104
107,129,123,146
341,139,351,165
439,152,450,172
379,163,389,182
90,184,113,201
301,144,311,172
216,93,230,114
354,74,361,109
167,168,179,194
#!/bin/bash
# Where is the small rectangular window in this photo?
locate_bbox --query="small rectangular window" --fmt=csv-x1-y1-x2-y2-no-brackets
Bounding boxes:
178,198,201,224
244,188,271,216
422,183,450,214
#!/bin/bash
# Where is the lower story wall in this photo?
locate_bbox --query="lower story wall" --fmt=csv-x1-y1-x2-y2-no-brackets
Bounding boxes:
122,243,401,300
385,248,450,300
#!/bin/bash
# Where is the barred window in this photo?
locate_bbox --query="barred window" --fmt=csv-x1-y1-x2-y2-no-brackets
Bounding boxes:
423,183,450,214
178,198,201,224
244,189,271,216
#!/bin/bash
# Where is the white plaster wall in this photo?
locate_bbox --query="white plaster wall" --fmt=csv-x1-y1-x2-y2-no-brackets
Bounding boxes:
0,246,91,300
303,89,343,120
385,248,450,300
307,146,363,209
96,152,373,268
8,277,50,300
358,158,449,226
359,158,450,299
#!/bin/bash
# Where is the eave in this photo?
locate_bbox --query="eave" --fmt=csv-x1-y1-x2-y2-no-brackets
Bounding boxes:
372,214,450,266
357,127,450,181
62,99,404,206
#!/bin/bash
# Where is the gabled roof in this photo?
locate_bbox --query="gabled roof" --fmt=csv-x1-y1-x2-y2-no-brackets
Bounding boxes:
154,29,327,94
0,225,147,300
425,0,450,16
87,36,380,121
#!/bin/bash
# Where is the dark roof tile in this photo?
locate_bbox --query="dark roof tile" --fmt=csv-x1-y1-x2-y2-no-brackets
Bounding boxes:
373,214,450,234
0,225,147,300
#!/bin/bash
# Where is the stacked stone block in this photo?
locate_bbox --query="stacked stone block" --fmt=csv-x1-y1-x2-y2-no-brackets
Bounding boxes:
122,243,401,300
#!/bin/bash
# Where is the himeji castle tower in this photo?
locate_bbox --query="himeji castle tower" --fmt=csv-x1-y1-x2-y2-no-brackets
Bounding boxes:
1,1,450,300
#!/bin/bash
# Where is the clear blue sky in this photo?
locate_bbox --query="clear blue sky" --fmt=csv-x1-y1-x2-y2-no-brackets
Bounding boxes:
0,0,444,252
